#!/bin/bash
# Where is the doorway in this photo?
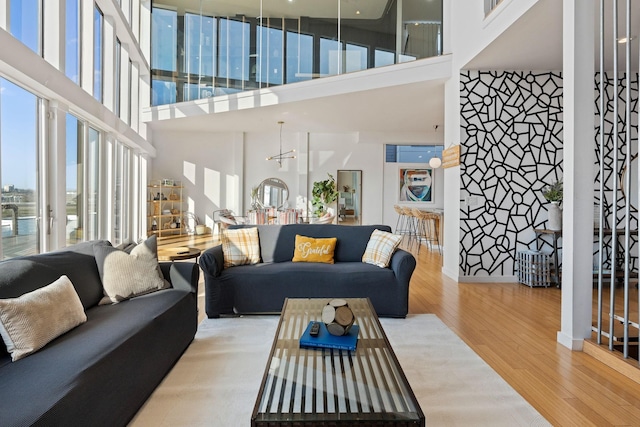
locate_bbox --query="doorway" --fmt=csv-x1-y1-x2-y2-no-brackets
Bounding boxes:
337,170,362,225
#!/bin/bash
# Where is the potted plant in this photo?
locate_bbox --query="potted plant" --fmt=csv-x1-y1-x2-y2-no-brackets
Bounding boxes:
542,179,563,230
312,173,339,217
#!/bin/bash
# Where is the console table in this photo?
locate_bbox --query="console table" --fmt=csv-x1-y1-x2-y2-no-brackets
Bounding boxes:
251,298,424,426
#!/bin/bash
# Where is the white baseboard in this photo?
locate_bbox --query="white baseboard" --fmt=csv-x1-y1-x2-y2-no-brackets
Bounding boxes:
557,331,585,351
441,267,459,281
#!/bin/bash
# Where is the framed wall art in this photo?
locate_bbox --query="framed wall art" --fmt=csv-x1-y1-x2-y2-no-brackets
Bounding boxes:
398,167,433,203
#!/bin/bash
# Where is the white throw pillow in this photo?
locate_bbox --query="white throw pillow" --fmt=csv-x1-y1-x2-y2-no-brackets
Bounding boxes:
221,227,261,268
362,229,403,268
0,275,87,361
94,235,169,305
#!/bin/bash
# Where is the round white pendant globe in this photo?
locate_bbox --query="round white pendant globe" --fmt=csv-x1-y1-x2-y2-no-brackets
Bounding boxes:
429,157,442,168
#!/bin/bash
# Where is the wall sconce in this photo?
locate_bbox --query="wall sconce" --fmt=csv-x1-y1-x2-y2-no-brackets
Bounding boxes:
429,157,442,168
266,121,296,168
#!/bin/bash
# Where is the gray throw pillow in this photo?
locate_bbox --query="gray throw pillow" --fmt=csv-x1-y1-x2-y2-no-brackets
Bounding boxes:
0,275,87,361
94,235,169,305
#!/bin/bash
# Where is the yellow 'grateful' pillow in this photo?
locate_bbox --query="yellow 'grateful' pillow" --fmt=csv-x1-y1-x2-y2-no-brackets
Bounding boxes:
292,235,337,264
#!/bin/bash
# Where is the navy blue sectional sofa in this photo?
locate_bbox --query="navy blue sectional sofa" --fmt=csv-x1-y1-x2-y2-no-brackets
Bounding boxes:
0,240,199,427
199,224,416,318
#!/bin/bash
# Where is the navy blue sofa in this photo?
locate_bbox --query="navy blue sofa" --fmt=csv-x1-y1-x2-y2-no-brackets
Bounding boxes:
199,224,416,318
0,240,199,427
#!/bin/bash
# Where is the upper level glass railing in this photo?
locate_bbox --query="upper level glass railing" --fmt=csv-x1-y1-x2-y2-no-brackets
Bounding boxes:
150,0,443,106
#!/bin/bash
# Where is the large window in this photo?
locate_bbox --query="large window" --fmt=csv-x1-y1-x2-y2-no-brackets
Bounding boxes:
286,31,313,84
385,145,443,163
152,7,177,72
184,13,216,78
1,79,40,259
257,24,283,86
65,0,80,83
94,5,104,102
10,0,41,55
150,1,443,105
219,18,250,82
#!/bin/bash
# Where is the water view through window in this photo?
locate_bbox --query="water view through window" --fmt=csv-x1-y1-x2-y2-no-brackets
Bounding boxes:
1,79,39,259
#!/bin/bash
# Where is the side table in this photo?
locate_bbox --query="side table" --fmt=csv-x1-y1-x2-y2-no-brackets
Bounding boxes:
534,229,561,287
157,246,201,262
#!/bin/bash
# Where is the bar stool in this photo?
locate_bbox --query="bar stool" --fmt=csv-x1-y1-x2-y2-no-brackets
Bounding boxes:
416,210,441,254
394,205,408,236
401,206,418,250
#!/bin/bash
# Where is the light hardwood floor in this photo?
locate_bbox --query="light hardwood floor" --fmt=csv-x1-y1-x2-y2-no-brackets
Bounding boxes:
159,234,640,426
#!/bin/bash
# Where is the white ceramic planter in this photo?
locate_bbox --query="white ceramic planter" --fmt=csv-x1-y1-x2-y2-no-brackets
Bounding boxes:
547,202,562,230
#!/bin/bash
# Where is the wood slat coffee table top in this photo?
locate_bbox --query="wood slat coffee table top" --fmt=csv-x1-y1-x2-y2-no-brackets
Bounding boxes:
251,298,425,426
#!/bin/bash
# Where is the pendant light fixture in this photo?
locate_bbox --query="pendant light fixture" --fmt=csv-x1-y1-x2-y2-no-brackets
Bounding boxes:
266,121,296,168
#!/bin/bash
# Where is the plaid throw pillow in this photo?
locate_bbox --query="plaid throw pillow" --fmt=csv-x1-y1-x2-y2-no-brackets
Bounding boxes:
362,229,403,268
221,227,261,268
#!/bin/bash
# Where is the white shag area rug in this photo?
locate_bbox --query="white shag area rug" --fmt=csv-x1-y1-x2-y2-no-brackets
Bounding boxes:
130,315,550,426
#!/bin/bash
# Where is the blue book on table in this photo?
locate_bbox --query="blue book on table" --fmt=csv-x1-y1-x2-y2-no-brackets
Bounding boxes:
299,321,359,351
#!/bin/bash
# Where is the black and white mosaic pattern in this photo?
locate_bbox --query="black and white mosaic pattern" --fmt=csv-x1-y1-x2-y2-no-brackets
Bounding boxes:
594,72,639,273
459,71,564,277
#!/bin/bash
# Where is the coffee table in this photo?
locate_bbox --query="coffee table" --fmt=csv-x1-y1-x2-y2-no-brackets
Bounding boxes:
251,298,425,426
156,246,200,262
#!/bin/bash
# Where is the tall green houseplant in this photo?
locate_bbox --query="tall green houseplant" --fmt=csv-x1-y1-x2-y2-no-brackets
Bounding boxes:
312,173,339,216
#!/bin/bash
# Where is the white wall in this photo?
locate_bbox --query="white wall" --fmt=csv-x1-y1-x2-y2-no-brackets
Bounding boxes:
151,129,445,232
151,131,244,231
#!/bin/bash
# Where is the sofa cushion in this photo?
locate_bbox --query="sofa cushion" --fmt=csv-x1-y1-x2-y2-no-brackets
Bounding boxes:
231,224,392,263
362,229,403,268
94,236,169,305
221,227,261,267
0,288,197,427
292,235,337,264
223,261,399,314
0,240,111,310
0,275,87,361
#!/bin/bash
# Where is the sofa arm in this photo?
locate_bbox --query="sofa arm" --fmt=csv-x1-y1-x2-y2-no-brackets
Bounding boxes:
199,245,225,277
160,262,199,293
389,249,417,286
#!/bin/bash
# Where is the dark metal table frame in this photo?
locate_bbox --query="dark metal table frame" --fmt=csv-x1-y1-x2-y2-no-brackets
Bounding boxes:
251,298,425,426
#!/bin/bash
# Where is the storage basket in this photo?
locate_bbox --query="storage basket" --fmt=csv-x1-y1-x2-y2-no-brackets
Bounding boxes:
517,250,551,288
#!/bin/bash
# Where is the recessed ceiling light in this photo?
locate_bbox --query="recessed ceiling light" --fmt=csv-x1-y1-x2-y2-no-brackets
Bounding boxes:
356,10,360,15
618,36,636,43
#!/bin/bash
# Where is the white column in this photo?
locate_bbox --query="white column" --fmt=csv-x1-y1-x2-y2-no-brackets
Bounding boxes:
0,0,8,30
80,0,95,95
43,0,64,69
442,71,461,280
131,0,141,42
558,0,595,350
103,15,116,113
48,101,69,250
130,61,140,132
139,0,151,65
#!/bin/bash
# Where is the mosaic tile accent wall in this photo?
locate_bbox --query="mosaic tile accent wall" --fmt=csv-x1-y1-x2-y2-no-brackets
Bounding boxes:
459,71,563,277
459,70,638,278
594,72,638,272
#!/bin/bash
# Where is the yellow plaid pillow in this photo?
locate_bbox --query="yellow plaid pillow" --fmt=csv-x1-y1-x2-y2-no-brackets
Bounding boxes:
362,229,403,268
292,235,337,264
221,227,261,268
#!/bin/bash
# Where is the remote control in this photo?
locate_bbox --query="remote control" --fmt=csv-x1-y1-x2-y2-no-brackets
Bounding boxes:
310,322,320,337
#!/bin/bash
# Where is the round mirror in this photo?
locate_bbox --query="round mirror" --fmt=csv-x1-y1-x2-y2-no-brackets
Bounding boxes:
256,178,289,209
